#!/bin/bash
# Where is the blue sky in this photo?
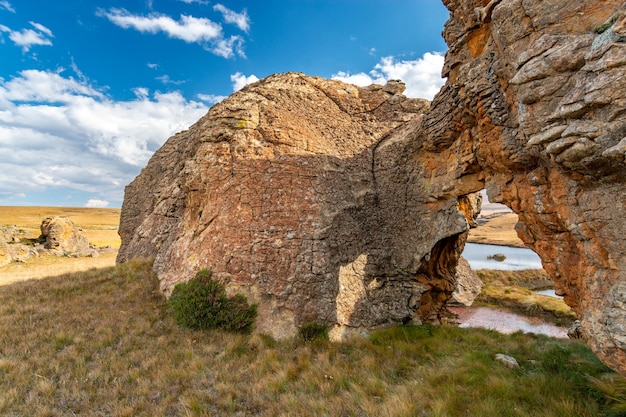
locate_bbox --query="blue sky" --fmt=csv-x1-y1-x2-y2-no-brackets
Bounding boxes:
0,0,449,208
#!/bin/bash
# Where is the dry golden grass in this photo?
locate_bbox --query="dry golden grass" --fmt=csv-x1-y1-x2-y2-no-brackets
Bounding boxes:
469,213,525,247
0,252,118,286
0,206,121,247
0,206,121,285
0,259,621,416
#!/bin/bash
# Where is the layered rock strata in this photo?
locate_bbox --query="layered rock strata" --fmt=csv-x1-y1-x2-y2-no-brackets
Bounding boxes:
426,0,626,373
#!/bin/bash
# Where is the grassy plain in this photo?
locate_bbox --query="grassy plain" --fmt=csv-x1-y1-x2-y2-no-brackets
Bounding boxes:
474,269,576,327
0,259,624,417
1,207,625,415
0,206,120,285
468,213,524,247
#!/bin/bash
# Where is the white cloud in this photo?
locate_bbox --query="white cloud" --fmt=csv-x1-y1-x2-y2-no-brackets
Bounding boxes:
210,34,245,58
98,8,247,58
178,0,209,4
332,71,386,88
0,1,15,13
85,199,110,208
156,74,186,85
29,22,53,37
332,52,445,100
196,93,226,104
97,8,222,43
132,87,150,99
230,72,259,91
0,69,209,205
0,21,53,52
213,4,250,33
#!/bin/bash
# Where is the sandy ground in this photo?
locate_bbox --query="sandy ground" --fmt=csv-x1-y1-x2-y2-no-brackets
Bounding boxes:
468,198,524,247
0,253,118,286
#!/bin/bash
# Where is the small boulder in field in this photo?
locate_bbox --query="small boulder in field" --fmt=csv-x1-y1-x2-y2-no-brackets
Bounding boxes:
40,217,92,256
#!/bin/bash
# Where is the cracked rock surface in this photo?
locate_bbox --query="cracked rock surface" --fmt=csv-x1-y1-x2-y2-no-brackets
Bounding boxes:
119,0,626,375
117,73,473,339
429,0,626,373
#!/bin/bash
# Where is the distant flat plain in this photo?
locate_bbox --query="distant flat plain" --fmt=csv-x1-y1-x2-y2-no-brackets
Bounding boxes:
0,206,121,285
0,203,521,285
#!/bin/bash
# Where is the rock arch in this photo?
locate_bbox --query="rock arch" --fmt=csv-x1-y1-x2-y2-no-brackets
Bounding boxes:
117,0,626,374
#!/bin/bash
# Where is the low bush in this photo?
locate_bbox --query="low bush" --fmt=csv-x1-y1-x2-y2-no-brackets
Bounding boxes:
168,269,257,333
297,322,329,342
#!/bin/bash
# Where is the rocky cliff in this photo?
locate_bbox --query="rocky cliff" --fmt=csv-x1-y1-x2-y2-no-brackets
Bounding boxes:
118,0,626,373
424,0,626,373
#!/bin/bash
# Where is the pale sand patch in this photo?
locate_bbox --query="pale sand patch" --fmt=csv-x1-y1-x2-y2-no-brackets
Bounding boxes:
0,253,118,286
469,212,524,247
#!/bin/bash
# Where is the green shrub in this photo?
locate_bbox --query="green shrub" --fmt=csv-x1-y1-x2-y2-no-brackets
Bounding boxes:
297,322,329,342
594,16,618,34
168,269,257,333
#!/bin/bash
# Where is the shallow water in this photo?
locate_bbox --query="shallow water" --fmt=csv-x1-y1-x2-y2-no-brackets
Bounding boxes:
449,306,567,338
462,243,543,270
535,289,561,298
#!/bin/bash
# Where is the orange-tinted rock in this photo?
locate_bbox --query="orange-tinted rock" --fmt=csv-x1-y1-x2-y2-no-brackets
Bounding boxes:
425,0,626,373
118,1,626,376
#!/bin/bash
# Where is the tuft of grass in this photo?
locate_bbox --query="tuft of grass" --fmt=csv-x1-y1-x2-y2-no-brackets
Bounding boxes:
594,16,618,34
297,322,329,343
0,259,624,416
588,373,626,416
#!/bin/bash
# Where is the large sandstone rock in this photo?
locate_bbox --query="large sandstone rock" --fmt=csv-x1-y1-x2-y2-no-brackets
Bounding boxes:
450,257,483,307
40,217,92,256
117,73,474,339
423,0,626,373
118,0,626,375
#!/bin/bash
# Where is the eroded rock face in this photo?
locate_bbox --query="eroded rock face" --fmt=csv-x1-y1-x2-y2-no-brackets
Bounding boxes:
41,217,92,256
450,257,483,307
117,74,473,338
425,0,626,373
118,0,626,374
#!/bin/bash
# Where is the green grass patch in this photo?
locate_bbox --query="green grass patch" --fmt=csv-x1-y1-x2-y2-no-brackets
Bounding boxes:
475,269,576,326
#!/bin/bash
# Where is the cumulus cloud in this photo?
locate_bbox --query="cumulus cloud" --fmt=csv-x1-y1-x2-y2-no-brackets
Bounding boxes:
230,72,259,91
196,93,226,104
0,21,53,52
0,1,15,13
84,199,110,208
0,69,209,205
97,8,221,42
332,52,445,100
332,71,386,88
97,8,247,58
213,4,250,33
210,34,245,58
